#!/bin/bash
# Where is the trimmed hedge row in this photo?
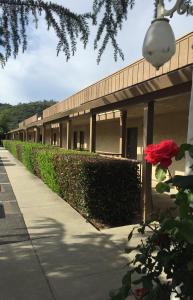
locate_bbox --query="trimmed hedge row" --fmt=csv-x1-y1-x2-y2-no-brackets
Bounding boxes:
3,140,141,226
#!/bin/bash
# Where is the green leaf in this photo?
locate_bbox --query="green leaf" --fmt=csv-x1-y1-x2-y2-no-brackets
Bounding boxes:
189,146,193,158
181,144,192,150
188,193,193,204
187,261,193,271
175,144,192,161
170,175,193,189
125,247,135,254
122,271,131,286
161,218,179,231
175,148,185,161
156,182,170,194
128,227,135,241
178,220,193,244
155,165,167,182
142,276,153,290
143,288,158,300
179,198,189,218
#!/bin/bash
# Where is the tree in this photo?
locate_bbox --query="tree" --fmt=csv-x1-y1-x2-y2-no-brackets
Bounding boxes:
0,100,56,132
0,0,137,66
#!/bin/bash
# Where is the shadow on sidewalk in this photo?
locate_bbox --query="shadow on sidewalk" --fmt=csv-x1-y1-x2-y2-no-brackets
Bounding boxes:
0,217,130,300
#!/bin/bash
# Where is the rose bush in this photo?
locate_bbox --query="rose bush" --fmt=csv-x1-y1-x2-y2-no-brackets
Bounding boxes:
109,140,193,300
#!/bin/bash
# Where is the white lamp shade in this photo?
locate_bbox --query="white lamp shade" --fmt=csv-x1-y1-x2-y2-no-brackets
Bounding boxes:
142,18,176,70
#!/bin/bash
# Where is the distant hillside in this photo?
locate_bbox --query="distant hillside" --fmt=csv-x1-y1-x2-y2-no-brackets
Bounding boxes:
0,100,57,133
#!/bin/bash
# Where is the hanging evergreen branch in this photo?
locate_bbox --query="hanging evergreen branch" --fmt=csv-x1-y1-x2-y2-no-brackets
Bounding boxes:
0,0,138,66
0,0,91,66
92,0,135,63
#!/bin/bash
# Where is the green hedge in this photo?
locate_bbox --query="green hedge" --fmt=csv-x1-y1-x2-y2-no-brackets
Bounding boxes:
3,140,20,158
53,154,141,226
3,140,141,226
3,140,49,172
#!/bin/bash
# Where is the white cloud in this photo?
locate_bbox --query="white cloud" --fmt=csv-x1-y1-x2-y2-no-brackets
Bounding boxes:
1,0,193,104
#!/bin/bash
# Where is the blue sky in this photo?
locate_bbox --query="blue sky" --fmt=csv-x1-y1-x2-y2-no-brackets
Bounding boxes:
0,0,193,104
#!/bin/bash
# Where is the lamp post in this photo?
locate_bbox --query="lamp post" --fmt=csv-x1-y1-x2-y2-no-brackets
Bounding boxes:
143,0,193,175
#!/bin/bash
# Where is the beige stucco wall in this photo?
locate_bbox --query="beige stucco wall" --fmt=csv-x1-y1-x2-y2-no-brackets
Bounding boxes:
153,111,188,176
96,119,120,153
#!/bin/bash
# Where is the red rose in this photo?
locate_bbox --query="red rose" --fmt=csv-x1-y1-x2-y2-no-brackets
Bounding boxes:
133,288,146,299
144,140,179,168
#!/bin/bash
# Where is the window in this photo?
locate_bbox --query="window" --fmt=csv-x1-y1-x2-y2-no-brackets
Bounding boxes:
127,128,138,159
73,131,78,149
79,131,85,150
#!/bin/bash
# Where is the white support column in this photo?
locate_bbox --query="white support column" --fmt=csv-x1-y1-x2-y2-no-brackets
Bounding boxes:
186,72,193,175
66,120,72,150
42,125,46,144
59,122,63,148
119,110,127,158
89,113,96,153
142,101,154,222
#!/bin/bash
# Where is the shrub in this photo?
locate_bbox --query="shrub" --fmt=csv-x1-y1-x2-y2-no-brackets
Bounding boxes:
53,154,141,226
21,142,43,173
33,148,97,193
3,140,49,172
3,140,20,158
33,148,60,193
4,140,141,227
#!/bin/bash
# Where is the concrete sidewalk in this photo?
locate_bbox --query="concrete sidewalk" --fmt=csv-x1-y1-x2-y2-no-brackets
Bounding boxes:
0,148,133,300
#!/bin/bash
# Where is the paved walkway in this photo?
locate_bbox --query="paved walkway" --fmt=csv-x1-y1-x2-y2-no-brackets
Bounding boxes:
0,148,134,300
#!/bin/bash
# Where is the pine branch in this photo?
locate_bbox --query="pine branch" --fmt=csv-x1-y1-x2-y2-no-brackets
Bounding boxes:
0,0,91,65
0,0,138,66
92,0,135,63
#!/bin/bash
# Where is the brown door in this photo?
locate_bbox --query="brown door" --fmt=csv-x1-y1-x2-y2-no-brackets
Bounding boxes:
127,128,138,159
73,131,78,149
79,131,85,150
53,133,57,145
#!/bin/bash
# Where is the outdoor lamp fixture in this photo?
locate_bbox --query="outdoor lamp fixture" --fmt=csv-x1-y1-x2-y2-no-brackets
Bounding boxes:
142,0,193,70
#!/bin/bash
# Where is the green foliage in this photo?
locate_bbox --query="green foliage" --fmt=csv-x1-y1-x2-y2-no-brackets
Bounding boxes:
33,149,60,193
52,154,140,226
110,142,193,300
21,142,47,173
0,0,146,65
92,0,135,63
1,1,193,66
175,143,193,160
4,140,141,227
0,0,91,66
167,175,193,190
3,139,19,157
3,139,48,171
0,100,56,132
155,165,167,182
155,182,170,193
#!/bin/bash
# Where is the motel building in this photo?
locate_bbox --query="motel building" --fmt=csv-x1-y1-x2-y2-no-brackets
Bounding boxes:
8,30,193,217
